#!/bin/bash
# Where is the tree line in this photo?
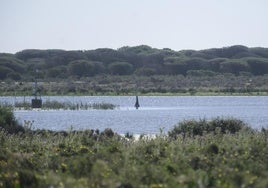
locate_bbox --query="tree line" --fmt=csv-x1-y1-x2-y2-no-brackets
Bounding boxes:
1,45,268,81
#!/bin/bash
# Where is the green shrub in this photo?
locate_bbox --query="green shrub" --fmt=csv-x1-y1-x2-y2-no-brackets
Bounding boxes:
0,123,267,187
168,118,250,139
208,118,248,134
0,106,24,134
108,62,133,75
168,119,208,138
0,117,267,188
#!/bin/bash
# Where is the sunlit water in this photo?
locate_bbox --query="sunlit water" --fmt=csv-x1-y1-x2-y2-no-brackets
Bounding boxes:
1,96,268,134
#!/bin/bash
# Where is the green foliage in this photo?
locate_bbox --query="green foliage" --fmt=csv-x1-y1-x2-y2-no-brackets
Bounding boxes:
200,45,249,58
0,107,14,127
15,49,49,60
249,47,268,58
0,66,13,80
46,66,67,78
0,119,267,187
247,58,268,75
108,62,133,75
134,67,156,76
219,60,249,75
2,45,268,81
1,73,268,96
187,70,217,77
168,118,249,138
6,72,22,80
0,106,24,134
118,45,159,56
0,56,25,73
68,60,104,77
85,48,123,63
164,61,188,75
8,101,117,110
0,55,25,80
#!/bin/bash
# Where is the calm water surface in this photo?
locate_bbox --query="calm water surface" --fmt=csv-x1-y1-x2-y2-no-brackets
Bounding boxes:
1,96,268,134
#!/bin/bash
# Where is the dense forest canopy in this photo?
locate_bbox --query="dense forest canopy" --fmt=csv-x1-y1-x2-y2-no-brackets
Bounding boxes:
1,45,268,81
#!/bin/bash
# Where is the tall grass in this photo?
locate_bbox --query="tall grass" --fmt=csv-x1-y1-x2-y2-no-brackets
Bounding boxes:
0,110,267,187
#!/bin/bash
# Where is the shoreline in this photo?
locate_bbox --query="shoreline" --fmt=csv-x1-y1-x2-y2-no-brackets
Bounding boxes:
1,91,268,97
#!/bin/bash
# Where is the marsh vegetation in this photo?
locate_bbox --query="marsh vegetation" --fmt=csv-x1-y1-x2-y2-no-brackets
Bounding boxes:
1,101,117,110
0,107,267,187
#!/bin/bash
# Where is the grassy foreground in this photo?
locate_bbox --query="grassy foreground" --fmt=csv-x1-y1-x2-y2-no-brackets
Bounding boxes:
0,108,268,188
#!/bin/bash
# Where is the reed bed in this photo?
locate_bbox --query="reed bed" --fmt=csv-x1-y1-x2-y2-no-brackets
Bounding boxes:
1,100,117,110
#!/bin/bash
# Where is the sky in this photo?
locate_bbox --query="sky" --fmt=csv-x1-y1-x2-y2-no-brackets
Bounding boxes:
1,0,268,53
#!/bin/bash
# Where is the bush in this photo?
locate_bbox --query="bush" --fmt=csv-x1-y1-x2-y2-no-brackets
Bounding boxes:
209,118,247,134
108,62,133,75
168,118,249,139
0,122,267,187
0,106,24,134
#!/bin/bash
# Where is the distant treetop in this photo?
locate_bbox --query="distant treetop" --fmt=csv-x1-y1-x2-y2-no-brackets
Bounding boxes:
0,45,268,80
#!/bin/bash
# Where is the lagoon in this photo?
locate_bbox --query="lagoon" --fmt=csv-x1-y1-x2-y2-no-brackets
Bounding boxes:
1,96,268,134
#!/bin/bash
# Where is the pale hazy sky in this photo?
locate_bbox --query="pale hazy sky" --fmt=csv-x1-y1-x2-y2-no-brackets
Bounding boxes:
1,0,268,53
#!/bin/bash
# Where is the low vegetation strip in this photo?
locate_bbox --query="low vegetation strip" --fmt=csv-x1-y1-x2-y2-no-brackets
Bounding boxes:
1,74,268,96
1,101,117,110
0,107,268,187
